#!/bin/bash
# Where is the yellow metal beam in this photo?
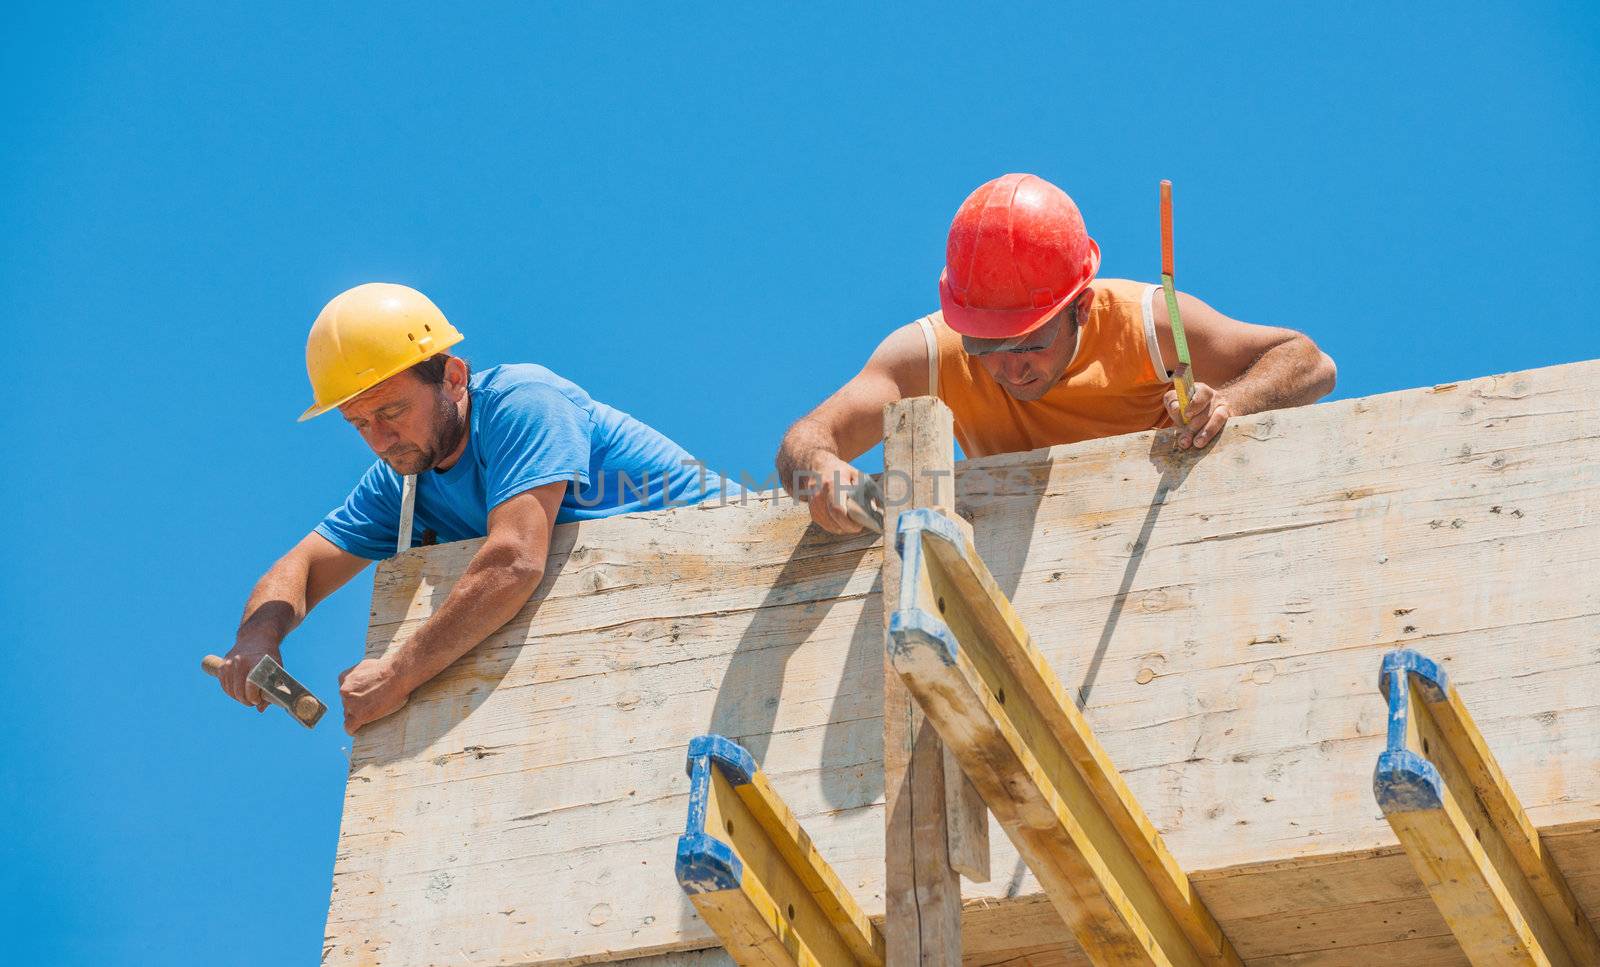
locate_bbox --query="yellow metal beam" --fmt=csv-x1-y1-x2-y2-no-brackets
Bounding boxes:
675,735,886,967
1374,650,1600,966
886,508,1241,967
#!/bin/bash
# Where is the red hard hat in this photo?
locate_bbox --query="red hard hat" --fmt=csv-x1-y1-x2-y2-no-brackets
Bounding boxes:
938,173,1102,339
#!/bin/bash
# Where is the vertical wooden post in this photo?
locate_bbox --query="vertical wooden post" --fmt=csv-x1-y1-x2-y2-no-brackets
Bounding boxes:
881,397,987,964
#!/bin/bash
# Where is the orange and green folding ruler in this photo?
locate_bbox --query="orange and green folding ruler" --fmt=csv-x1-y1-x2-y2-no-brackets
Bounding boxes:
1160,180,1196,421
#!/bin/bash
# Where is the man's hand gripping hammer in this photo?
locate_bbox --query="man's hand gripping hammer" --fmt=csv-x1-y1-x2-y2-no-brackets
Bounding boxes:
201,654,327,729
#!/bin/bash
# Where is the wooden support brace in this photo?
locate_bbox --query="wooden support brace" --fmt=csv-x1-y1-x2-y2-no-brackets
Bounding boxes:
881,398,989,965
1373,650,1600,966
886,508,1242,967
675,734,886,967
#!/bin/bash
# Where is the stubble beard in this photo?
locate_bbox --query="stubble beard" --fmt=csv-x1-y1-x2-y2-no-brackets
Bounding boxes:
1003,377,1052,402
382,394,467,476
1000,322,1079,402
1001,360,1069,402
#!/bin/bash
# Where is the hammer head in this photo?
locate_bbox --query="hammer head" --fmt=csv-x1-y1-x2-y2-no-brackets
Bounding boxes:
845,475,886,534
247,654,326,729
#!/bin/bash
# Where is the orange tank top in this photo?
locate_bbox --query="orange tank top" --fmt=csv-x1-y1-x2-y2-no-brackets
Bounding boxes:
919,278,1175,458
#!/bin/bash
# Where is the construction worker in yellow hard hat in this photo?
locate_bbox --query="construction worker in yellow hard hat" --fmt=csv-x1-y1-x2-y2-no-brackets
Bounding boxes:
211,282,729,734
776,173,1338,534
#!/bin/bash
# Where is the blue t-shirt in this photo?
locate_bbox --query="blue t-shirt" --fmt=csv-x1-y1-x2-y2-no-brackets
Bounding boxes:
316,363,724,559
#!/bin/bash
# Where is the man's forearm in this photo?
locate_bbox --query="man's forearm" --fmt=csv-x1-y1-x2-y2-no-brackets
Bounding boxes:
1220,336,1335,416
386,540,545,692
776,418,842,500
236,561,311,649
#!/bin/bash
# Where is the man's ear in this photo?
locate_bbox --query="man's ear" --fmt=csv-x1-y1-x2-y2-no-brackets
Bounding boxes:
1053,288,1094,349
444,356,470,400
1071,287,1094,323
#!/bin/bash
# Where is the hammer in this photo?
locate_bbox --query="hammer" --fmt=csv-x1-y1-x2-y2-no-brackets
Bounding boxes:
201,654,327,728
842,475,887,534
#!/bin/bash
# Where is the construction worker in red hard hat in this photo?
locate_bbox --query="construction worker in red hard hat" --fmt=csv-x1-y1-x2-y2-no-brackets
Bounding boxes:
776,172,1337,534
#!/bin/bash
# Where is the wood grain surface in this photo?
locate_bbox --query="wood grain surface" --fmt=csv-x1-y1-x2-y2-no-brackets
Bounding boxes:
324,361,1600,966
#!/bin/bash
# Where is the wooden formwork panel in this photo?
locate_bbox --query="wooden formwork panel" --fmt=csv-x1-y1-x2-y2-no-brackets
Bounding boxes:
325,361,1600,966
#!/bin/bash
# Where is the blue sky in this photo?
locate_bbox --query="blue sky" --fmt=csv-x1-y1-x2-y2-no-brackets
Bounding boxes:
3,2,1595,963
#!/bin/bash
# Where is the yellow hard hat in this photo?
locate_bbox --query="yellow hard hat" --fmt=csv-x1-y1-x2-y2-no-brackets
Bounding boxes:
298,282,465,421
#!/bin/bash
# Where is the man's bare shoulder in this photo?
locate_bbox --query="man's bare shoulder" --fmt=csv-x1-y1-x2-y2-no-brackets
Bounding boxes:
867,318,938,397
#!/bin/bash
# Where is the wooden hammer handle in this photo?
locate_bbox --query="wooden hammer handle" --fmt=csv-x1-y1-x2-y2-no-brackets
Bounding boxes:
201,655,224,677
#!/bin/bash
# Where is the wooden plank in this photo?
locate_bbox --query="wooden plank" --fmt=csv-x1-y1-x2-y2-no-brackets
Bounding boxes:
325,360,1600,966
675,735,884,966
1423,669,1599,960
1374,650,1600,965
880,396,965,964
880,401,990,886
889,507,1240,965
